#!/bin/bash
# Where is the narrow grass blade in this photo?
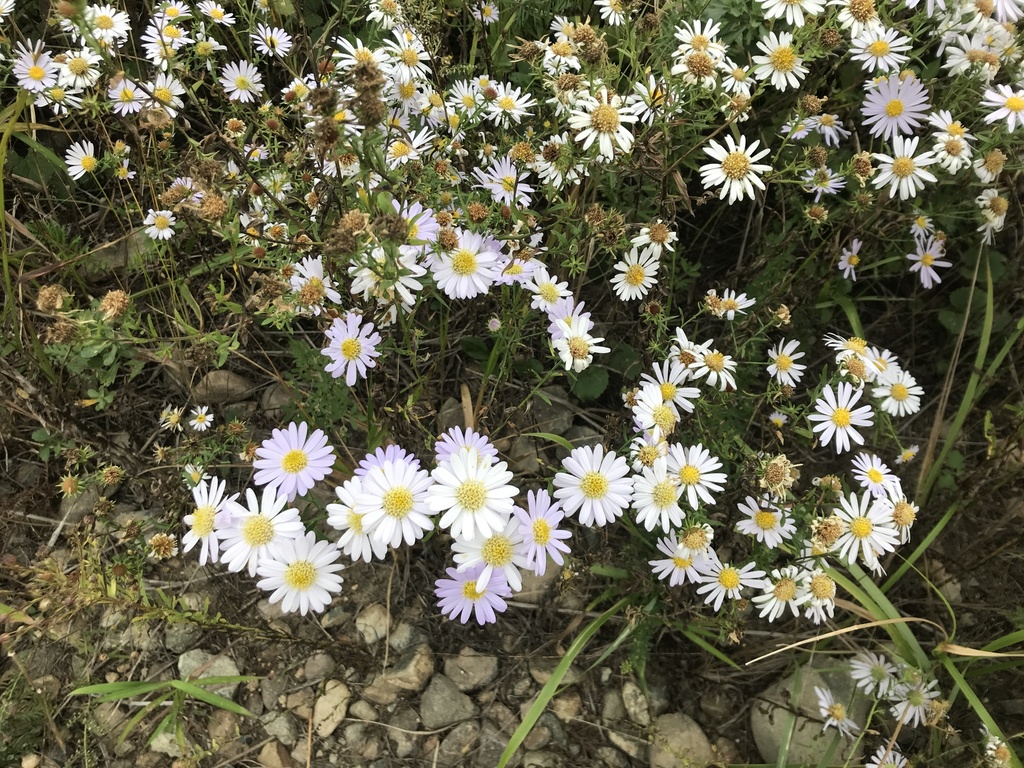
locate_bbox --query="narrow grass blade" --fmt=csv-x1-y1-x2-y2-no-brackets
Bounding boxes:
940,655,1022,768
497,596,631,768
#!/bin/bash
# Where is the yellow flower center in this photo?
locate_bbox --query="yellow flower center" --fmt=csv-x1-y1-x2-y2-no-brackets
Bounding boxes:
624,263,647,286
211,7,225,18
537,282,560,303
398,81,415,99
889,383,909,401
68,56,90,75
681,526,708,550
769,46,796,73
774,353,793,371
848,0,876,21
153,215,170,229
462,580,485,600
191,505,216,536
885,98,904,117
809,572,836,599
120,87,135,102
235,76,252,91
849,516,873,539
400,48,420,66
1005,95,1024,112
382,487,414,518
532,518,551,545
892,500,916,527
703,351,725,372
451,248,478,276
754,510,777,530
651,405,676,435
28,65,46,81
95,13,114,28
679,465,700,486
196,41,214,57
690,34,709,51
550,41,573,57
153,86,173,104
496,95,516,111
242,515,275,546
827,702,846,721
718,567,741,590
345,509,364,534
659,382,677,401
866,468,884,484
80,155,98,172
481,536,513,566
891,156,916,178
989,196,1009,215
283,560,316,589
672,555,692,569
567,337,590,359
637,445,660,467
500,175,517,192
340,337,362,361
651,480,678,508
281,449,309,474
590,104,621,133
868,40,891,57
830,407,852,428
773,578,797,601
720,151,751,180
579,471,609,499
456,479,487,511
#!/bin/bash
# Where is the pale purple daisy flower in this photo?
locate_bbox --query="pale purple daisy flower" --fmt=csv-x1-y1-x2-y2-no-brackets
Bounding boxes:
861,74,931,141
253,422,336,500
513,489,572,576
435,563,512,624
434,426,499,466
322,311,382,385
353,445,421,477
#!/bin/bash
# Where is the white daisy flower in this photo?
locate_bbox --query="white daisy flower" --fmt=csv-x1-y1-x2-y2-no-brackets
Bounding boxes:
256,531,344,615
752,31,808,91
143,209,176,241
631,458,684,533
849,650,898,697
632,384,679,441
182,477,236,566
357,453,434,548
851,452,898,497
553,444,633,526
252,23,292,57
486,83,536,128
982,84,1024,132
767,338,807,386
808,382,874,453
804,569,837,624
221,485,305,576
452,516,529,591
690,347,738,391
220,60,264,103
752,565,809,622
666,443,727,509
13,40,57,93
253,422,336,501
65,140,99,180
649,534,702,586
551,315,610,373
815,686,859,737
873,370,923,416
834,491,900,569
429,452,518,541
706,288,755,320
872,136,938,201
889,677,940,728
700,135,772,204
525,264,571,311
567,87,637,161
58,47,103,89
851,26,911,72
189,406,213,432
758,0,824,26
638,359,700,414
432,230,501,299
326,476,389,563
734,495,795,548
611,245,660,301
695,552,765,611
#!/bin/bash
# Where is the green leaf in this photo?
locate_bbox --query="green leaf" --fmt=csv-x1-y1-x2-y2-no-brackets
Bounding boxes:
589,564,630,580
498,597,632,768
71,681,171,699
168,680,255,717
570,365,608,402
522,431,574,452
460,336,490,361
